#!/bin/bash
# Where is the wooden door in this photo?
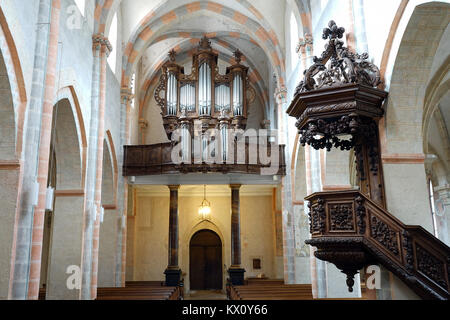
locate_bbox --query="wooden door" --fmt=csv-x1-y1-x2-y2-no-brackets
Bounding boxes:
190,230,222,290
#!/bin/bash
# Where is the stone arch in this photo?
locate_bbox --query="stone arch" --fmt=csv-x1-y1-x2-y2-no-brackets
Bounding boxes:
0,8,28,299
181,219,227,292
0,43,16,161
56,86,87,188
386,2,449,154
94,0,121,34
102,131,118,206
45,98,86,300
382,2,449,231
0,6,26,159
52,99,83,189
98,131,119,287
121,1,285,88
189,229,223,290
423,60,450,156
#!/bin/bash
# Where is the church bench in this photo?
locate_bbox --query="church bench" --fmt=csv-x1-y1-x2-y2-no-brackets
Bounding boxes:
230,284,314,300
125,281,164,287
245,279,285,286
96,286,180,300
39,288,46,300
231,284,367,300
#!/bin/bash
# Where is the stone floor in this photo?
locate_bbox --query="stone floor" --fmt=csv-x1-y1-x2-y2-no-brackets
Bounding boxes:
184,290,227,300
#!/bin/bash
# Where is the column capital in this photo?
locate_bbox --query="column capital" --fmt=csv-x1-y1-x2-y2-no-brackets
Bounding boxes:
168,185,180,191
296,33,313,55
274,86,288,105
92,33,113,57
121,87,134,104
230,184,242,190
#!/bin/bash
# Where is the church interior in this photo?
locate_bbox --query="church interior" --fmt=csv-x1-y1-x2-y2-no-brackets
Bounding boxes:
0,0,449,301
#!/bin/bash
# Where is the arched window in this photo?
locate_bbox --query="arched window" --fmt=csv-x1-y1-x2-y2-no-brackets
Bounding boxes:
290,12,299,65
107,13,118,73
74,0,85,17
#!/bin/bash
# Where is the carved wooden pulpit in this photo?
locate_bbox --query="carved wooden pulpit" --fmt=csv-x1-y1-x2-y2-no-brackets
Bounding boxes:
287,21,450,300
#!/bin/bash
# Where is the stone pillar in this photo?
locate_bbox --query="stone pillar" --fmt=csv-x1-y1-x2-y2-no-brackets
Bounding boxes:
228,184,245,285
9,0,60,300
274,87,296,285
81,34,111,300
351,0,369,53
90,34,111,299
115,88,133,287
434,185,450,246
297,35,329,297
164,185,181,286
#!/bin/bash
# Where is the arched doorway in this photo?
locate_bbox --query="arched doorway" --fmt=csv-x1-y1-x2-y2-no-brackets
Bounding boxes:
189,230,222,290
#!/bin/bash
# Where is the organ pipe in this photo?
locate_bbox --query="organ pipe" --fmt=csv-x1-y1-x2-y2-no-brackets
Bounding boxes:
157,38,249,143
233,73,243,116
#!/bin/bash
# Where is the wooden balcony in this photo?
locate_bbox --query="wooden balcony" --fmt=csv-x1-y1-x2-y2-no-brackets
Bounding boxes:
122,142,286,177
305,190,450,300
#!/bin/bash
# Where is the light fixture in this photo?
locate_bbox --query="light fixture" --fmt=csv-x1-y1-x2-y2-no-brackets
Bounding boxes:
198,185,211,220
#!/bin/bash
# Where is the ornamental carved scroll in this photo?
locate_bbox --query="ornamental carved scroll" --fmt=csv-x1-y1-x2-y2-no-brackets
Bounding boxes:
295,20,381,95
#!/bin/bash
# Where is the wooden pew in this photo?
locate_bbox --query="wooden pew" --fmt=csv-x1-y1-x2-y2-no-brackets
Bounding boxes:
96,286,180,300
39,287,46,301
230,283,367,300
231,284,313,300
39,283,181,301
245,279,284,286
125,281,164,287
126,279,184,299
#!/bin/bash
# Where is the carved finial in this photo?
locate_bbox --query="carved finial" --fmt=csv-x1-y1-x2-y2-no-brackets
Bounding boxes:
199,36,212,50
322,20,345,40
294,20,381,94
168,49,176,62
233,49,243,64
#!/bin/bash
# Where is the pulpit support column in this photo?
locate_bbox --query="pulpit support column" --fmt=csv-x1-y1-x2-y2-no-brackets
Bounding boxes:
228,184,245,285
165,185,181,286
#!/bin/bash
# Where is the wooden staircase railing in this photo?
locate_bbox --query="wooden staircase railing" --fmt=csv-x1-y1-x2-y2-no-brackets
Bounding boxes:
305,190,450,300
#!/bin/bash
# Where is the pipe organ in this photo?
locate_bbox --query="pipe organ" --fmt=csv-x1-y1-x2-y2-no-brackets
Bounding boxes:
154,37,250,142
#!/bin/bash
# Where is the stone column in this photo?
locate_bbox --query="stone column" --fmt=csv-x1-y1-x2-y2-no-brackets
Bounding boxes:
27,0,62,300
351,0,369,53
92,40,110,294
228,184,245,285
435,185,450,246
115,88,133,287
9,0,60,300
90,34,111,299
298,35,329,297
164,185,181,286
274,87,296,285
81,34,111,300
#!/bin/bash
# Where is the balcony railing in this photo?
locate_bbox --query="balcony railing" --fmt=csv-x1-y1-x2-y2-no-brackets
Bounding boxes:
123,142,286,177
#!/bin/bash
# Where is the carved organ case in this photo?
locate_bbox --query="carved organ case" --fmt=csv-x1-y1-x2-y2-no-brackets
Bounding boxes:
154,37,250,140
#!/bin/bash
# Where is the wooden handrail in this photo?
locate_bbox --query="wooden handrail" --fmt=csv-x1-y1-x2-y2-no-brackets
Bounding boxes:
122,142,286,176
305,190,450,300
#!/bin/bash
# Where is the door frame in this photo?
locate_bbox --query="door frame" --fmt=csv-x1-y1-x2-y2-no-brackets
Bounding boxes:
189,229,223,291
